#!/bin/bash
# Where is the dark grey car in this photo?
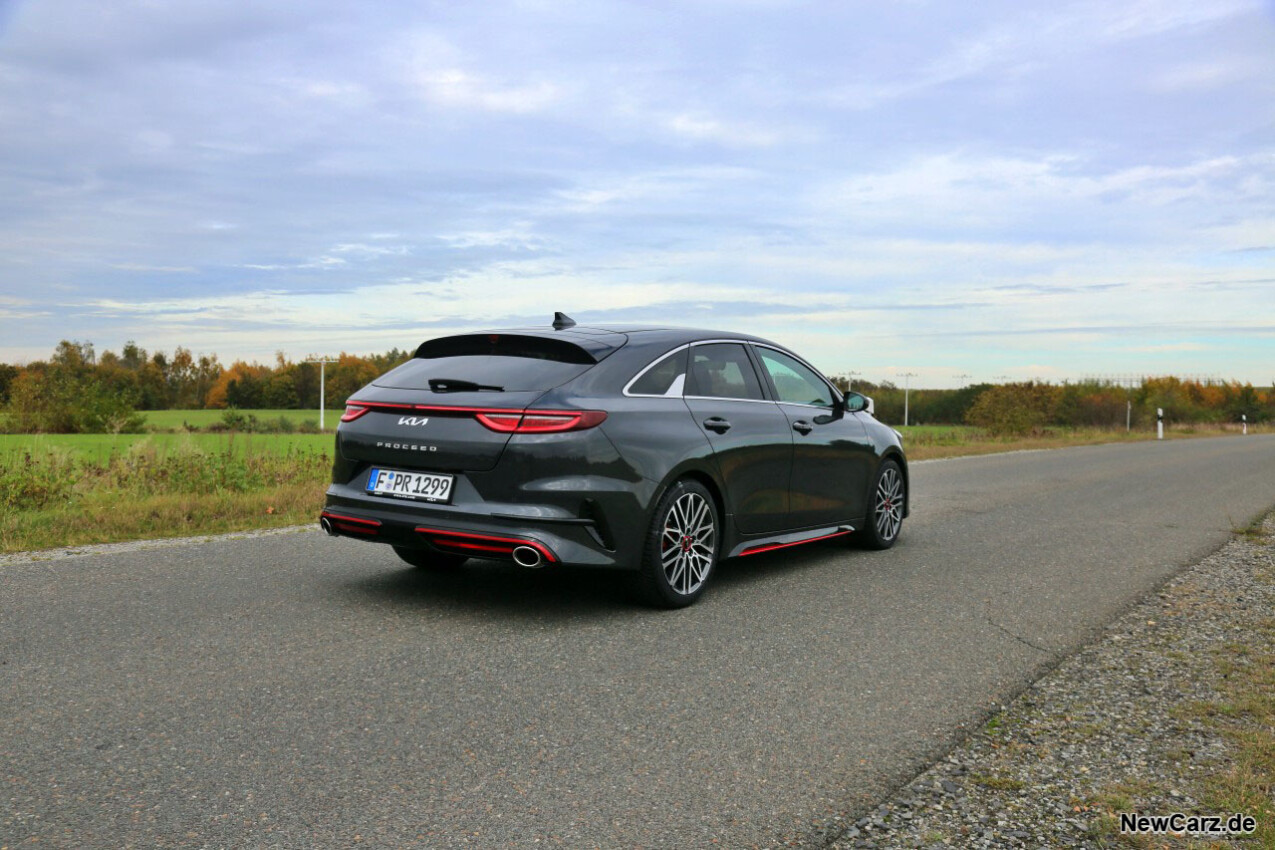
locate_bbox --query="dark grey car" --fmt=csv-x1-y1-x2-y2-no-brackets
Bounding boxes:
321,314,908,606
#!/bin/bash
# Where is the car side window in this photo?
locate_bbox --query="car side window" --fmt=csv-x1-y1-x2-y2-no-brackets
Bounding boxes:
756,348,836,408
628,348,688,396
685,343,765,401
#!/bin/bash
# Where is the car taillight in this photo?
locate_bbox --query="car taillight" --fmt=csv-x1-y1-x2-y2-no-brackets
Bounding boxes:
474,410,607,433
341,400,607,432
341,404,370,422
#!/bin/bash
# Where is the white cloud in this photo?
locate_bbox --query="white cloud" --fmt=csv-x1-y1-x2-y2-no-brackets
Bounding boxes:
415,68,560,113
662,113,784,148
109,263,197,273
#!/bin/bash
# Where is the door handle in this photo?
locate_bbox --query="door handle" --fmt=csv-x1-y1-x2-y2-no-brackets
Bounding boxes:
792,420,813,435
703,417,732,434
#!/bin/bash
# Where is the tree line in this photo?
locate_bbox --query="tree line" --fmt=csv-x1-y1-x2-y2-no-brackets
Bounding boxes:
0,340,1269,434
843,377,1272,434
0,340,410,433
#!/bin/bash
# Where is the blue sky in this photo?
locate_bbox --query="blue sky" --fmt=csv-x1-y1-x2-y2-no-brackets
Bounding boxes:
1,0,1272,387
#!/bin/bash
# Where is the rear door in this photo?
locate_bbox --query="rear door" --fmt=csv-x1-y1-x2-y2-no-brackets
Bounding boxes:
682,342,792,534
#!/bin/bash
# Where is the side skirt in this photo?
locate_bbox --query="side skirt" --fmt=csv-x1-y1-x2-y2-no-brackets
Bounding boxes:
727,524,856,558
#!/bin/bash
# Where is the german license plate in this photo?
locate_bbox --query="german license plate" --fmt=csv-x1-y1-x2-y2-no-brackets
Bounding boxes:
366,468,455,503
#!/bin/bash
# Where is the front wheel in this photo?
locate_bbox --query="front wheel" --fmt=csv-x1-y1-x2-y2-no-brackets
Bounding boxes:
634,479,720,608
393,546,468,572
856,459,904,550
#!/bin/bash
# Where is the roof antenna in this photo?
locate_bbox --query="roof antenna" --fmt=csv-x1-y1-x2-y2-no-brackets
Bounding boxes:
552,312,576,330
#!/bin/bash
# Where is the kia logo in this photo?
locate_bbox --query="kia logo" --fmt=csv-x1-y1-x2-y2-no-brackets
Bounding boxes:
398,416,430,426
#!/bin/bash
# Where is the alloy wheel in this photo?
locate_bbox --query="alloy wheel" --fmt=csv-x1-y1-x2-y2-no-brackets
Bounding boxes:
660,491,716,596
873,465,904,542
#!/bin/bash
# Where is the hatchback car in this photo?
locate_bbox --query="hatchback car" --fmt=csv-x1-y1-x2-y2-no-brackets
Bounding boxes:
321,313,908,606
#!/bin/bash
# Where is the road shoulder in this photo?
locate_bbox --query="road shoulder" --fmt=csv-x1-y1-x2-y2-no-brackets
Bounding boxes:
829,513,1275,849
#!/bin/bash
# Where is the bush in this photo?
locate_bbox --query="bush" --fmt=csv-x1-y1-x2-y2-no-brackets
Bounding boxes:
4,367,145,434
966,383,1060,436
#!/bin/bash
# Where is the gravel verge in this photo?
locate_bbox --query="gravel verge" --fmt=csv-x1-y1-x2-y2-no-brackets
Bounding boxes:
826,513,1274,850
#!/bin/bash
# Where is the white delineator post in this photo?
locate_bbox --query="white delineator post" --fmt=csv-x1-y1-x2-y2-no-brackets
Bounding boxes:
1157,407,1164,441
1243,414,1248,435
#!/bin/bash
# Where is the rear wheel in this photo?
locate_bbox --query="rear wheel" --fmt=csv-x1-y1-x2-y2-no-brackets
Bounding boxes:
393,546,468,572
634,479,720,608
856,459,904,550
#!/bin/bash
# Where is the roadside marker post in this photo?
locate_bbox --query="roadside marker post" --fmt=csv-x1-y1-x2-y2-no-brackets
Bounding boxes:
1157,408,1164,441
1242,414,1247,435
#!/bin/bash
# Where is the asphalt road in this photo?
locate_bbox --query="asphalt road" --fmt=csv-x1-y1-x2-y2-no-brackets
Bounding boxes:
3,435,1274,848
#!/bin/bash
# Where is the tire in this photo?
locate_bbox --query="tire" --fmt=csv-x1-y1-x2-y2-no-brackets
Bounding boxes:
393,545,468,572
856,459,905,550
634,479,720,608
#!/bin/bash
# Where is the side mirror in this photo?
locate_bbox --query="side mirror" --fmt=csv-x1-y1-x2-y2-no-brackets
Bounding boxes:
843,392,869,414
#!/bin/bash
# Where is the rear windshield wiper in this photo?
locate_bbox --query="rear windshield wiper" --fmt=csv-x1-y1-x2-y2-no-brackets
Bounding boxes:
428,378,504,393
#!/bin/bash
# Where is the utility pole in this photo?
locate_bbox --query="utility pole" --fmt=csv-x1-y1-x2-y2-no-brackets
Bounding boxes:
844,370,862,391
305,357,338,431
896,372,918,427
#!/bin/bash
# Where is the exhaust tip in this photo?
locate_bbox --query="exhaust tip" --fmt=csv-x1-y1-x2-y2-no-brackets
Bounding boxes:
512,545,544,568
320,516,337,536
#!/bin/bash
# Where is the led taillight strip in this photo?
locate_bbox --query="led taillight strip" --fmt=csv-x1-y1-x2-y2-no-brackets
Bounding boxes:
342,401,606,433
415,527,557,563
321,511,382,536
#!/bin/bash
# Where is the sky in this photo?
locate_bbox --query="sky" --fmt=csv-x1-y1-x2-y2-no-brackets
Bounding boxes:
0,0,1272,388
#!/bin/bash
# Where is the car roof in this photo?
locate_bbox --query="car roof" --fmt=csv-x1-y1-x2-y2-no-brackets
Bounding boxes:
478,324,777,348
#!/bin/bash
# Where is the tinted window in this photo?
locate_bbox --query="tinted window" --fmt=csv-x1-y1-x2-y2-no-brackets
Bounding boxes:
629,348,688,396
685,343,765,401
376,335,596,391
756,348,836,407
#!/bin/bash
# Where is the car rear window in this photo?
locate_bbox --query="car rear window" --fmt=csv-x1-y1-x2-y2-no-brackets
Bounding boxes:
374,334,598,392
627,348,688,396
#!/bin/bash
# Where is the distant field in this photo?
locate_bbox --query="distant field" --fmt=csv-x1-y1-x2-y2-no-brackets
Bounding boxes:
896,422,1265,460
143,408,325,430
0,432,334,462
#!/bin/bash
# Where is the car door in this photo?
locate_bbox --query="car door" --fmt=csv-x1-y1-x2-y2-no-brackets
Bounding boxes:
752,345,875,529
683,342,792,534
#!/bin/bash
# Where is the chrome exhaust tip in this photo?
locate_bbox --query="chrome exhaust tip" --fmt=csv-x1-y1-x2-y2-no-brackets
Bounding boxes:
320,516,337,536
512,545,544,568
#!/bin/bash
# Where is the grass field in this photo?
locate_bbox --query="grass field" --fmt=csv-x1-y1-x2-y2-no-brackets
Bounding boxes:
142,408,326,430
0,434,333,553
0,432,334,462
896,422,1266,460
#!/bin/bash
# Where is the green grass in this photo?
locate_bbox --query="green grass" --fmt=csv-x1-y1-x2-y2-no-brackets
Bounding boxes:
142,408,325,430
0,436,332,553
0,432,335,462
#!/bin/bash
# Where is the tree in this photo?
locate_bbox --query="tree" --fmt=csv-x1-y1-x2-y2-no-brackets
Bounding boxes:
0,363,17,405
4,342,144,433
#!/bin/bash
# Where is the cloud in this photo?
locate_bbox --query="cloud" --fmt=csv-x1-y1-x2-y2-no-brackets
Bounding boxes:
415,68,560,113
110,263,197,273
661,113,785,148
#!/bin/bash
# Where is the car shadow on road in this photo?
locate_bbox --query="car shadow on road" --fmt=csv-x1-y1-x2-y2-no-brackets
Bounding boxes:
338,536,876,619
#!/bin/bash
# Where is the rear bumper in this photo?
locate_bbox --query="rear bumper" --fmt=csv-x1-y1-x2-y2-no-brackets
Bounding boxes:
321,487,639,570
